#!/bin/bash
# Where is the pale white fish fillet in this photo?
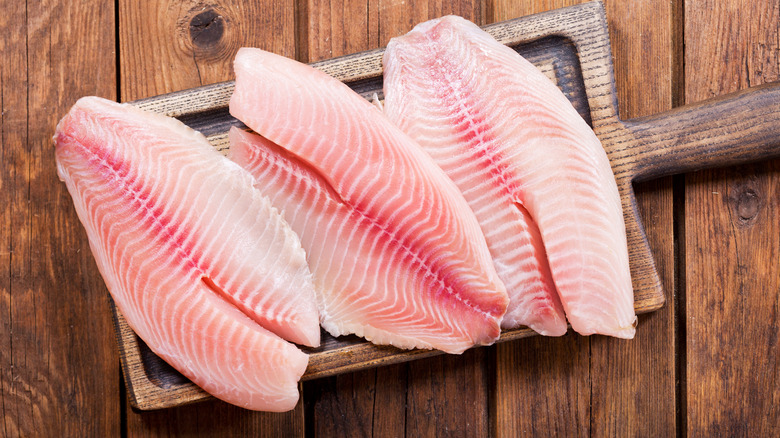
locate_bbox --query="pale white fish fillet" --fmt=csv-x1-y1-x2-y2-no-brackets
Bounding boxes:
229,48,509,353
229,128,488,353
383,16,636,338
54,96,318,411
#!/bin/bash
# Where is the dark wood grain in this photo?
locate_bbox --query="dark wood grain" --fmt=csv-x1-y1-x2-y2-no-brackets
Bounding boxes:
0,0,120,436
124,396,304,437
117,0,305,435
619,84,780,182
305,365,407,437
494,334,591,437
405,349,490,437
489,0,580,20
491,0,679,435
299,0,378,63
684,1,780,435
491,6,592,437
587,0,678,435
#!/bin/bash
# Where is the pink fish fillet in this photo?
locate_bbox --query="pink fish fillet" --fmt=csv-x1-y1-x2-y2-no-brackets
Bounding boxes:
229,48,509,354
383,16,636,338
54,96,319,411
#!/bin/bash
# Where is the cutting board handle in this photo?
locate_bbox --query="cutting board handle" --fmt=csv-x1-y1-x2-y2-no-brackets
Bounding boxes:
623,81,780,182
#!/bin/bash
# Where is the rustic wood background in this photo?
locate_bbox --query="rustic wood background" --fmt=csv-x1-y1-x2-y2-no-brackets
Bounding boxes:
1,0,778,436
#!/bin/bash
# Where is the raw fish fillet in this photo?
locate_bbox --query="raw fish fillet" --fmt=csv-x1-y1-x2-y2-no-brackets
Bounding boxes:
230,48,509,353
54,96,318,411
383,16,636,338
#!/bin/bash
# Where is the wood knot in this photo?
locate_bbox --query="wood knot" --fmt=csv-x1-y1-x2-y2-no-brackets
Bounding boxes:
729,184,762,226
177,4,235,65
189,9,224,49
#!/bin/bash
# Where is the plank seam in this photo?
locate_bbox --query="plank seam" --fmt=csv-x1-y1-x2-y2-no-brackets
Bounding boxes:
588,339,593,438
672,0,686,436
115,0,121,102
119,367,127,438
294,0,309,62
114,1,128,436
673,174,686,438
406,363,411,436
1,30,10,437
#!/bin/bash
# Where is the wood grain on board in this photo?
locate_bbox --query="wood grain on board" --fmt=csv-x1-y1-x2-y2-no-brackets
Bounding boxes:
0,0,120,436
492,0,678,435
118,0,304,435
684,1,780,435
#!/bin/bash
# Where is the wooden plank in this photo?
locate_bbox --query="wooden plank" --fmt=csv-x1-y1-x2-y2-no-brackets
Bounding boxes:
300,0,379,62
0,0,120,435
492,0,678,435
116,0,304,435
123,396,304,437
494,335,590,437
300,1,491,434
489,0,584,21
405,349,490,437
301,0,485,63
684,0,780,435
588,0,677,435
118,0,296,102
490,3,592,436
304,365,407,437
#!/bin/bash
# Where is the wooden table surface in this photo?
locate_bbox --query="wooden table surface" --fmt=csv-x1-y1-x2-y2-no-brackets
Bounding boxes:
2,0,778,436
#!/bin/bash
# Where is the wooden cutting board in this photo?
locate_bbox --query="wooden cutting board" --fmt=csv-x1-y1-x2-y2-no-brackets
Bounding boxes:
112,0,780,410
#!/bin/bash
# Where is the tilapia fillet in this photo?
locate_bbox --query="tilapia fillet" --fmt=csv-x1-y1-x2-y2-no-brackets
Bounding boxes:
229,48,509,354
54,97,319,411
383,16,636,338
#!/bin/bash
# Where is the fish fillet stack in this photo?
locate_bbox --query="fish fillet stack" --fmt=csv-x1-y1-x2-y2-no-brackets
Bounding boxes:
54,15,635,413
228,47,508,354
